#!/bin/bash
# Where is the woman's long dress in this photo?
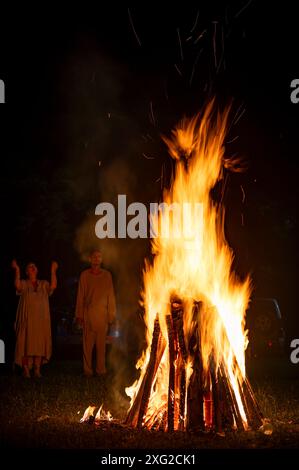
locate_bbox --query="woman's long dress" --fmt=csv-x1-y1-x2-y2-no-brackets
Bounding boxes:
14,280,52,366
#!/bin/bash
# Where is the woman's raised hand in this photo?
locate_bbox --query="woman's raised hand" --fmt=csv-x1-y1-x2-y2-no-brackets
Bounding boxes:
11,259,20,271
51,261,58,273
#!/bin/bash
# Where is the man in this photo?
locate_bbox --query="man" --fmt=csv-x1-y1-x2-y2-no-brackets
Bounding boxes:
75,250,116,377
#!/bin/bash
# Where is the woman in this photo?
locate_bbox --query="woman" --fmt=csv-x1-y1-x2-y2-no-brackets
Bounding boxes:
11,259,58,378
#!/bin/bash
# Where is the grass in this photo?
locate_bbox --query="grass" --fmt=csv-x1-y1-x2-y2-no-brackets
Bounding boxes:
0,356,299,450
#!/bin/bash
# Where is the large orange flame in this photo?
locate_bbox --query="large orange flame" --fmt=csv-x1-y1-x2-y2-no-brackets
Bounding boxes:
126,101,251,430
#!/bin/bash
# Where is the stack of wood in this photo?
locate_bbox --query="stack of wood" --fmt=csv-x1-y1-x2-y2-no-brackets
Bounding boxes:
125,299,264,433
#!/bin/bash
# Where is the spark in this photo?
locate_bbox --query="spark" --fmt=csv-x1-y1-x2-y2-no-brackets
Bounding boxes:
177,28,184,61
194,29,207,44
235,0,253,19
226,135,239,144
241,213,244,226
174,64,183,77
233,107,246,126
228,104,246,132
220,173,229,205
128,8,141,47
216,54,224,75
150,101,156,126
240,185,245,203
190,10,199,33
142,153,155,160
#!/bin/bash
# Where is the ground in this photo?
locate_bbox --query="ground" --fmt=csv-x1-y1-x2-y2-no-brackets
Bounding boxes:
0,356,298,451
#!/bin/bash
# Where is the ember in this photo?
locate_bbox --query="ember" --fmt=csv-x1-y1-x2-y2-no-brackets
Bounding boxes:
80,404,113,425
95,404,113,424
125,101,266,433
80,406,96,424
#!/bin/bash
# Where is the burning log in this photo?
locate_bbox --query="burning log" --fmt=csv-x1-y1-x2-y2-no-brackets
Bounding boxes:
186,304,205,432
230,358,264,430
218,366,235,429
209,356,222,433
137,317,161,428
125,315,165,428
241,377,264,429
186,360,205,432
126,300,265,434
178,366,186,430
170,299,188,431
170,299,183,363
166,314,175,432
219,363,245,431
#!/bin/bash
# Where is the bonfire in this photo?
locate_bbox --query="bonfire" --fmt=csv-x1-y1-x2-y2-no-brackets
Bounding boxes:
125,101,265,434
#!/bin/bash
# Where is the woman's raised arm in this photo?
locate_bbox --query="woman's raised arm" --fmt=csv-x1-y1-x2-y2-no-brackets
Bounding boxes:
50,261,58,291
11,259,22,292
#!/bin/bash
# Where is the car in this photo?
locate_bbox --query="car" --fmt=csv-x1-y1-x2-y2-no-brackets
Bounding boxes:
246,297,285,358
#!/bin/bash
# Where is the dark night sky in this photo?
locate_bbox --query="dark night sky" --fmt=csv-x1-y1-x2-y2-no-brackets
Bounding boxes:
0,3,298,350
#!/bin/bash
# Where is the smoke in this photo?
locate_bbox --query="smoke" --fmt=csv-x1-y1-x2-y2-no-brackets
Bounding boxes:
58,33,163,403
74,155,151,399
66,125,152,406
